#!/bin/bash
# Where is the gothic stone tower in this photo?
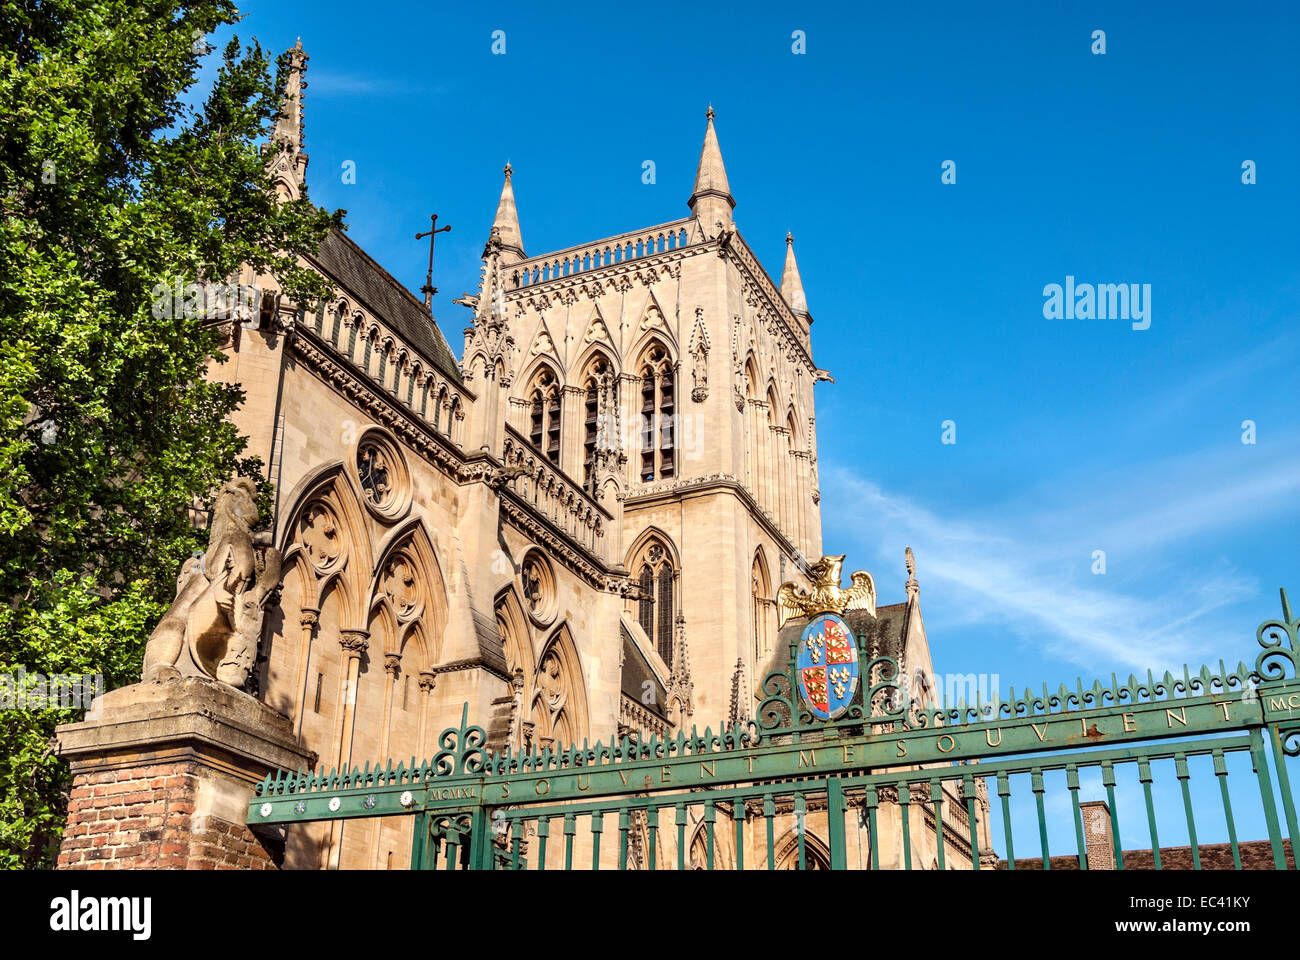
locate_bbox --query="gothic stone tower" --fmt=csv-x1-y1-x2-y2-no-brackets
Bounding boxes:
464,109,826,726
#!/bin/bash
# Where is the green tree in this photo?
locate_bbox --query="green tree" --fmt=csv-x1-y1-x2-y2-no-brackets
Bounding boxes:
0,0,341,868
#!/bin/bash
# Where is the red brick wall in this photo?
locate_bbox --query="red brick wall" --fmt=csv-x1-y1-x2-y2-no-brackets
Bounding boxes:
999,838,1294,871
57,759,281,870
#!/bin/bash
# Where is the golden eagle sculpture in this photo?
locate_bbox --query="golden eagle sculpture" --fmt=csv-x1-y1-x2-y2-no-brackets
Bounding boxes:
776,554,876,626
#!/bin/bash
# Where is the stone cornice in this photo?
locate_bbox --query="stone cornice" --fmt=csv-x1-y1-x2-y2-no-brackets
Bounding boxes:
291,328,469,480
624,473,800,559
430,657,513,684
722,229,817,375
496,489,629,593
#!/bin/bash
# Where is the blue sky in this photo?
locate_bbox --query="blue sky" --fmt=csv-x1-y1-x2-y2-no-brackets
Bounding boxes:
211,1,1297,847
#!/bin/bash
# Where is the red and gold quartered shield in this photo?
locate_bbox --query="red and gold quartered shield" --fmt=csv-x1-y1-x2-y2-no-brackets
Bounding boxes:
796,613,859,721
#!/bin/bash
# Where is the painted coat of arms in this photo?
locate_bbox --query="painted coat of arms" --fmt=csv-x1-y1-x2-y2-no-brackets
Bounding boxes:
796,613,859,720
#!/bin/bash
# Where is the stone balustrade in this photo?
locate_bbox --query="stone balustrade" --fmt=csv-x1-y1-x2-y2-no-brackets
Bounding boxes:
500,427,612,563
509,218,701,289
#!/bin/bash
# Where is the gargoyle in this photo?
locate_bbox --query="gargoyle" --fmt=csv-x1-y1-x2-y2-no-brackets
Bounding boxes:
486,462,530,491
142,477,283,688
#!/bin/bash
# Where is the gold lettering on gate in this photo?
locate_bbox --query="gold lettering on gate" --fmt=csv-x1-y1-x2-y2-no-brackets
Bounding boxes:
799,751,817,768
842,745,855,763
896,741,907,759
1269,697,1286,712
500,782,510,799
747,756,755,774
616,770,629,785
1031,722,1049,742
1165,707,1187,728
576,773,590,791
1215,700,1234,720
986,728,1002,747
699,761,716,779
430,786,476,801
937,734,956,753
1122,713,1136,732
535,778,550,795
661,765,671,783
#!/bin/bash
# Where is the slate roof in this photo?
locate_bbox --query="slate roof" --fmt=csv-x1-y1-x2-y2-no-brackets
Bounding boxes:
309,227,463,385
851,603,909,664
621,624,668,720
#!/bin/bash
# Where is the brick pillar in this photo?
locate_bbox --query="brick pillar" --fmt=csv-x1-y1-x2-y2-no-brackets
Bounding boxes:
1079,800,1117,870
55,676,313,870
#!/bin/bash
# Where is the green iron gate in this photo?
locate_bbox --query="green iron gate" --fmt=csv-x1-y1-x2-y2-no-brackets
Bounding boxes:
249,589,1300,870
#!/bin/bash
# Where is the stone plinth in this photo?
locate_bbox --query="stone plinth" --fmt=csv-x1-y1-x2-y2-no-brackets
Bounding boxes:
55,676,314,870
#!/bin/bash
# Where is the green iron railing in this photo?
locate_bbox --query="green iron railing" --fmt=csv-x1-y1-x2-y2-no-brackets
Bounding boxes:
250,589,1300,870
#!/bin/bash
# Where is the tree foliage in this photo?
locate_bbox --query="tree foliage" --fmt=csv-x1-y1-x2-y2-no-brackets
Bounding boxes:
0,0,341,867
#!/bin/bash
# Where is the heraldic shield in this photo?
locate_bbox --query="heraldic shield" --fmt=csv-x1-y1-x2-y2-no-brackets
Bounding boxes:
796,612,860,720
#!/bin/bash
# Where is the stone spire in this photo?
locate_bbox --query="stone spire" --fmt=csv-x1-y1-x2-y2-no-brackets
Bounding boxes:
688,106,735,234
491,162,526,263
666,613,695,728
905,546,919,600
780,232,810,319
265,39,309,201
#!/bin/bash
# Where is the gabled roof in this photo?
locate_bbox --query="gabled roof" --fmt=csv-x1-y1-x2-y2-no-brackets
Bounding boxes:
853,603,910,664
310,227,463,385
621,623,668,720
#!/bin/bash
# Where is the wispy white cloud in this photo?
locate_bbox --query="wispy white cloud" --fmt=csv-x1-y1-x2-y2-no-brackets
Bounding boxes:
307,73,448,98
824,443,1299,673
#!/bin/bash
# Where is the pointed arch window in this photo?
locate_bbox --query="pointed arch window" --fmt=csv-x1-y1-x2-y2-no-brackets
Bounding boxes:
330,305,344,347
448,397,461,444
640,373,655,480
530,398,544,448
528,632,590,748
752,552,773,664
436,387,449,435
659,367,675,477
584,382,599,486
656,564,673,663
527,367,562,465
638,564,654,632
582,355,612,491
638,344,675,482
633,539,676,665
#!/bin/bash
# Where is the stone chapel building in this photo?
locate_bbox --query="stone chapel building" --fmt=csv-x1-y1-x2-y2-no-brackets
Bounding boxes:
213,43,955,869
